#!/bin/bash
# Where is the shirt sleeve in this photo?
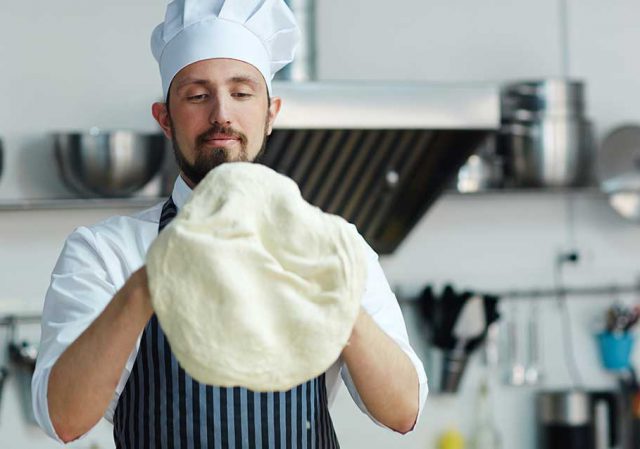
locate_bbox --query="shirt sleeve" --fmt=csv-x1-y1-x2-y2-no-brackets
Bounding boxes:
340,236,428,432
32,226,119,442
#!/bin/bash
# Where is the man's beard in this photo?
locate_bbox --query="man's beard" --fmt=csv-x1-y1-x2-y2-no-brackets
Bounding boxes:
170,118,268,186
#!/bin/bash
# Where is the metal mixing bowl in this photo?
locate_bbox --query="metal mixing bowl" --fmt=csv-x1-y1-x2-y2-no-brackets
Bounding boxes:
54,129,166,197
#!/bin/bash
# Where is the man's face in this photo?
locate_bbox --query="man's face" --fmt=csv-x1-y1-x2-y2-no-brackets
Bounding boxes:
153,58,281,187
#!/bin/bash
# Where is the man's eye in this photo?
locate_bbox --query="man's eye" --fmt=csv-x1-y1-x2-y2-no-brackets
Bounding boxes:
232,92,252,98
188,94,208,101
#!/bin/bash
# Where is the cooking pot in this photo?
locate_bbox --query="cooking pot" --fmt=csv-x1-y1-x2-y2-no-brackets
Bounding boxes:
500,117,593,188
502,79,585,119
538,390,620,449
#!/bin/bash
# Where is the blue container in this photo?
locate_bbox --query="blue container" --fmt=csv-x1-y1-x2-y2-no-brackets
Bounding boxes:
597,332,635,371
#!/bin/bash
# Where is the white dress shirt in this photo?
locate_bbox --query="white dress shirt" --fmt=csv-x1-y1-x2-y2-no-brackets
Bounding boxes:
32,175,428,442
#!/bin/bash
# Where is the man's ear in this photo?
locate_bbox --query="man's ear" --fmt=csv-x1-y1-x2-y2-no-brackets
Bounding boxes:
152,102,172,140
266,96,282,135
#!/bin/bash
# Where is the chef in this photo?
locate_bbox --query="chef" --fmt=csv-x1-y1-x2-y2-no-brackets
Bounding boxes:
32,0,428,447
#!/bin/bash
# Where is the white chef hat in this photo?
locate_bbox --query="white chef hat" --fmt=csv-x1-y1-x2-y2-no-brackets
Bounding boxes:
151,0,300,99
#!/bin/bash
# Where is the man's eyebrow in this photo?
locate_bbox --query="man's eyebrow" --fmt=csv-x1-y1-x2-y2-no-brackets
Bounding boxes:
228,75,260,88
174,75,260,90
175,78,209,90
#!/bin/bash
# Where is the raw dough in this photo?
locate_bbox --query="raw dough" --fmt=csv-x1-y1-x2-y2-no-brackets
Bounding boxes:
146,162,366,391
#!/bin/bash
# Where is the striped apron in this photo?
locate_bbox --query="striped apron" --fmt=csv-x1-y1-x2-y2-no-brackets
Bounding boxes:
113,197,340,449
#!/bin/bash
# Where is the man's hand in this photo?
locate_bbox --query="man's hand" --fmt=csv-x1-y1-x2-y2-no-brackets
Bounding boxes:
341,307,420,434
48,267,153,443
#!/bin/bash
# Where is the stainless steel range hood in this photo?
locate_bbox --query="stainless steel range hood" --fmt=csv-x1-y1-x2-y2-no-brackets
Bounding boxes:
261,81,500,254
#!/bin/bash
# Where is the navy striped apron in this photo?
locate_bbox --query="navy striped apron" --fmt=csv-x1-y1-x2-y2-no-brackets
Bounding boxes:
113,197,340,449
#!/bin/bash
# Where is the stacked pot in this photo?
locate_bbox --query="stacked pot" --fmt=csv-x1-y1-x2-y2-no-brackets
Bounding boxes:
499,79,594,188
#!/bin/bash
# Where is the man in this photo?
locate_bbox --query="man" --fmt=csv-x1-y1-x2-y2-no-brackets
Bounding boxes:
32,0,428,447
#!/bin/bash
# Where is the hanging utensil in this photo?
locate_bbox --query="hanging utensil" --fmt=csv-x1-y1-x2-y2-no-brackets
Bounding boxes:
525,300,542,385
506,301,526,386
453,295,487,353
441,295,487,392
0,366,7,422
8,335,39,425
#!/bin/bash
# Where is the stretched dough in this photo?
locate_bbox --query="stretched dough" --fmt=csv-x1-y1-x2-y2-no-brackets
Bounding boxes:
146,162,366,391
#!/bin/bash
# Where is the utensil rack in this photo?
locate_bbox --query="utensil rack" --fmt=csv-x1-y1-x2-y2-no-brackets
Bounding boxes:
490,283,640,300
396,283,640,303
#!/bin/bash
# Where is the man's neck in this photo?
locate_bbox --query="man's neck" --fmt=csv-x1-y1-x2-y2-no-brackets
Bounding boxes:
179,172,197,190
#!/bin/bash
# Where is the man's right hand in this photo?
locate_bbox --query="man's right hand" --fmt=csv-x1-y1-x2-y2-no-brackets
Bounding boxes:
48,266,153,443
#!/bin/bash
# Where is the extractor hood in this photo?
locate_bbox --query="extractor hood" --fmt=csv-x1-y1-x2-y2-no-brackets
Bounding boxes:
260,80,500,255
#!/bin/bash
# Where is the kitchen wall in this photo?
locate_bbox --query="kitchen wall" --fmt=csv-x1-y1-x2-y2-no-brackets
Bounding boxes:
2,1,640,448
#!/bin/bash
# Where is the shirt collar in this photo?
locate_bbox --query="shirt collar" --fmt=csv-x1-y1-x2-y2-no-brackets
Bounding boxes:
170,175,193,210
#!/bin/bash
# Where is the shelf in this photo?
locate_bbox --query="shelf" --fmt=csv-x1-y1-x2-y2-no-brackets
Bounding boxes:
0,188,608,211
443,186,604,196
395,282,640,302
0,197,166,211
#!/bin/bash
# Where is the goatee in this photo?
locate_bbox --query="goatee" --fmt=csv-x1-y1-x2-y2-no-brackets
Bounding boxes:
170,120,268,186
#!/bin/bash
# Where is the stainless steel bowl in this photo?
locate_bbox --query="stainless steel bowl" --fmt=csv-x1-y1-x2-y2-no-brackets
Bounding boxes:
500,117,594,188
54,129,166,197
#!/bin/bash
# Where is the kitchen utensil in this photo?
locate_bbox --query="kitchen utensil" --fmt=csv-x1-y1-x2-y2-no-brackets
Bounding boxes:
483,321,500,368
53,128,166,198
538,390,619,449
419,286,500,393
499,117,593,187
502,79,585,120
525,301,542,385
421,285,466,350
9,340,39,425
0,366,7,421
470,379,502,449
599,125,640,190
456,154,498,192
608,191,640,221
504,300,528,386
456,135,503,192
616,367,640,449
506,318,526,386
499,78,593,188
441,295,486,392
598,125,640,222
453,295,487,349
605,303,639,333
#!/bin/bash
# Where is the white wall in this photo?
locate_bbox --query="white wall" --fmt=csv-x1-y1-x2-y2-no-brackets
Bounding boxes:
2,1,640,448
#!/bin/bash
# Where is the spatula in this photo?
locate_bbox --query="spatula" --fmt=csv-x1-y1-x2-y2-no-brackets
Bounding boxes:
452,295,487,354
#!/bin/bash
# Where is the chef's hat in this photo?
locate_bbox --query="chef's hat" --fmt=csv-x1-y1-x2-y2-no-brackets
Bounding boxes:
151,0,300,99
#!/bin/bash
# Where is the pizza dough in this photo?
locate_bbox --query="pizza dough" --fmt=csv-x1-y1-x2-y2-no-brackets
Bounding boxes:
146,162,366,391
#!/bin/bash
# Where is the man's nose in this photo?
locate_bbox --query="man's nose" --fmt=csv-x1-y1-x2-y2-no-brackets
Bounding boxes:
209,95,232,126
